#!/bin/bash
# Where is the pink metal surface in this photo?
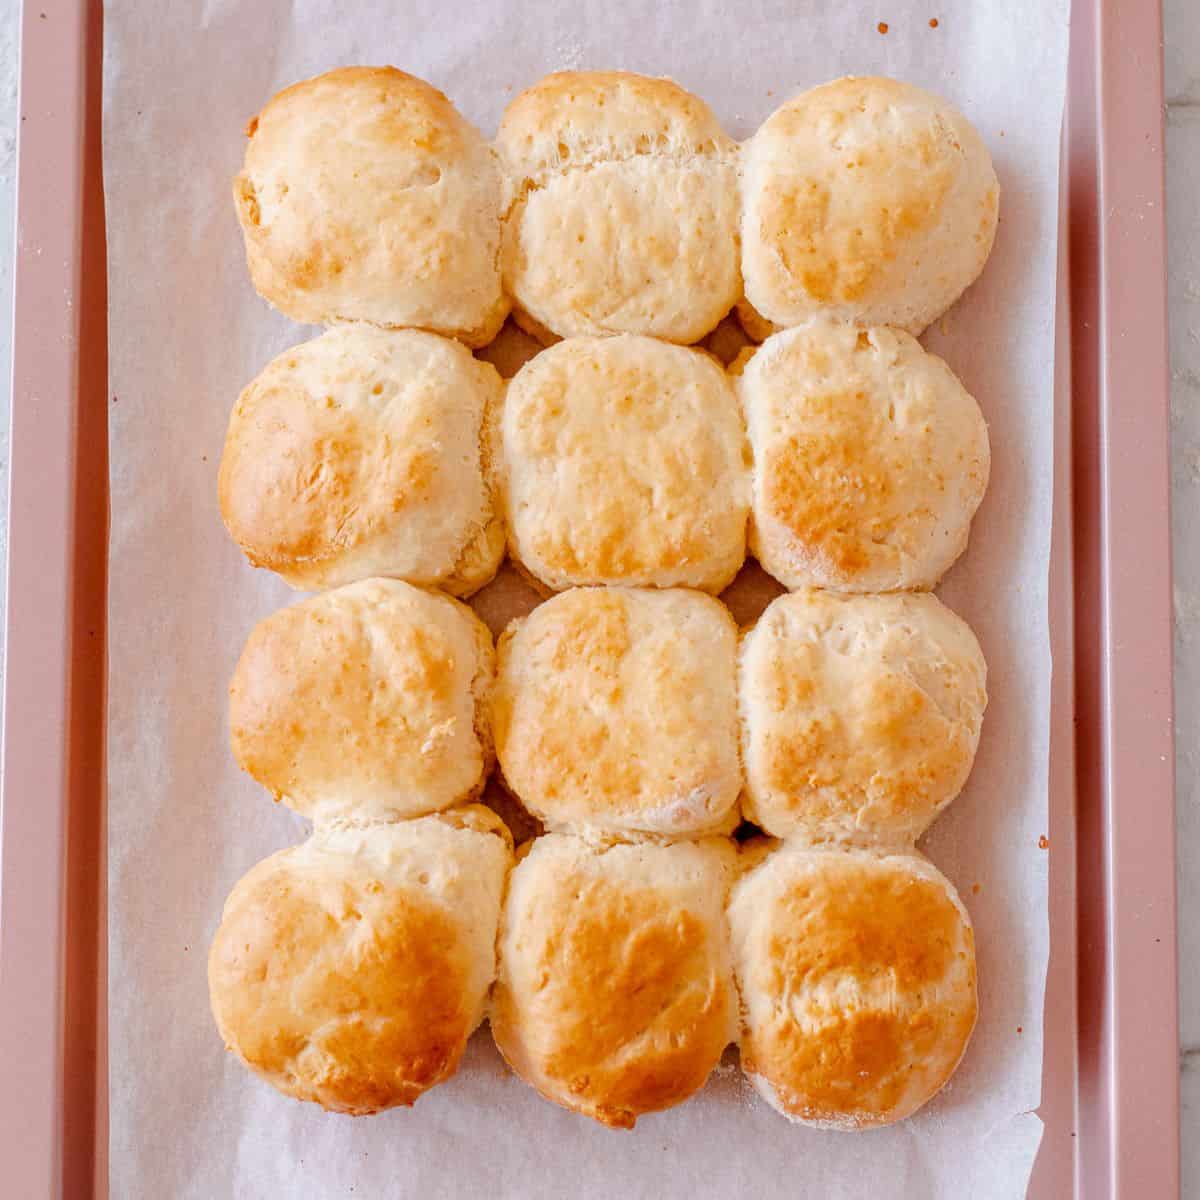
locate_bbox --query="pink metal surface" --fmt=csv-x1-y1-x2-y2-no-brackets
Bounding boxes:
0,1,1178,1196
1064,0,1179,1196
0,2,108,1198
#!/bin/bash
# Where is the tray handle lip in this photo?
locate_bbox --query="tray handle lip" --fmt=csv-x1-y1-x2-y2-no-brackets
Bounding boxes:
0,2,108,1198
1070,0,1180,1195
0,1,1179,1197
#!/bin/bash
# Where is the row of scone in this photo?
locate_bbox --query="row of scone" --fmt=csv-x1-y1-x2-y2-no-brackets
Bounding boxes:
233,68,998,348
210,580,982,1129
227,580,986,845
219,321,989,597
209,816,975,1131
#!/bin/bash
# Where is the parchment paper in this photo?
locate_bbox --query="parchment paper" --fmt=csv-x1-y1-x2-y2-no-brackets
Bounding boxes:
104,3,1068,1196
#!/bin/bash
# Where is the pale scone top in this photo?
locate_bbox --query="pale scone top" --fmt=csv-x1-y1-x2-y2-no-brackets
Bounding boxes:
228,578,495,826
492,587,742,838
496,70,735,183
496,71,741,343
742,76,999,334
233,67,507,344
728,842,977,1130
739,321,990,593
498,334,751,592
739,590,987,844
219,325,505,596
208,810,512,1115
491,833,738,1129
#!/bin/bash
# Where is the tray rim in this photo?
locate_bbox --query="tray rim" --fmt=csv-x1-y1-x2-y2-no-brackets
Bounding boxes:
0,2,107,1197
1060,0,1181,1195
0,0,1178,1195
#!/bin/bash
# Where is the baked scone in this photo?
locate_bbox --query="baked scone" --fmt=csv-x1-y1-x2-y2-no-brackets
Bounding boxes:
208,808,513,1114
496,71,740,343
701,312,755,368
233,67,507,345
507,307,561,349
492,588,741,837
499,335,750,592
229,579,494,825
474,318,545,380
739,322,989,592
491,833,738,1128
728,842,977,1129
739,591,987,843
219,325,504,595
734,297,779,344
741,77,999,333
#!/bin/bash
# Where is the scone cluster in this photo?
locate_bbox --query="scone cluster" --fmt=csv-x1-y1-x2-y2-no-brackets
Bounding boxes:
210,65,997,1133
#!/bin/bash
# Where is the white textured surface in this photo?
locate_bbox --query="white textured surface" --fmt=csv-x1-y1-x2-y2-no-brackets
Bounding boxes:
101,3,1063,1199
1166,0,1200,1192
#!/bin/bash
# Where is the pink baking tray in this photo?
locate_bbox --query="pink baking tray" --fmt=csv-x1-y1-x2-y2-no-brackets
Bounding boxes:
0,0,1177,1195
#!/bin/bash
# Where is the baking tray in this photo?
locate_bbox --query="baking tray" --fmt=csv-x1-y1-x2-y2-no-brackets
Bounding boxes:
0,0,1176,1195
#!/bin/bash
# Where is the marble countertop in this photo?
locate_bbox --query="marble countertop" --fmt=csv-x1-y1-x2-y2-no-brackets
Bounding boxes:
0,0,1192,1191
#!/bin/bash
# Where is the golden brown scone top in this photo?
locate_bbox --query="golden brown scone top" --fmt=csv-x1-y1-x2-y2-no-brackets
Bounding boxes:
491,835,738,1128
229,579,495,825
498,335,750,592
740,322,989,592
219,325,505,595
208,813,513,1115
234,67,507,344
739,590,987,843
492,587,742,837
729,844,977,1129
741,76,999,334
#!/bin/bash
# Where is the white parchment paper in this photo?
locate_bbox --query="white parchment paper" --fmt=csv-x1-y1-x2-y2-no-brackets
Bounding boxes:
104,2,1068,1196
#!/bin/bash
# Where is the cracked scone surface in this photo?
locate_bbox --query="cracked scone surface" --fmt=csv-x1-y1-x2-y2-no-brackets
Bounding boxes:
741,76,999,334
499,334,750,592
208,809,513,1115
728,842,977,1130
739,591,987,843
229,578,494,824
233,67,507,344
496,71,740,342
219,325,504,595
739,321,989,592
491,833,738,1128
492,588,741,837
